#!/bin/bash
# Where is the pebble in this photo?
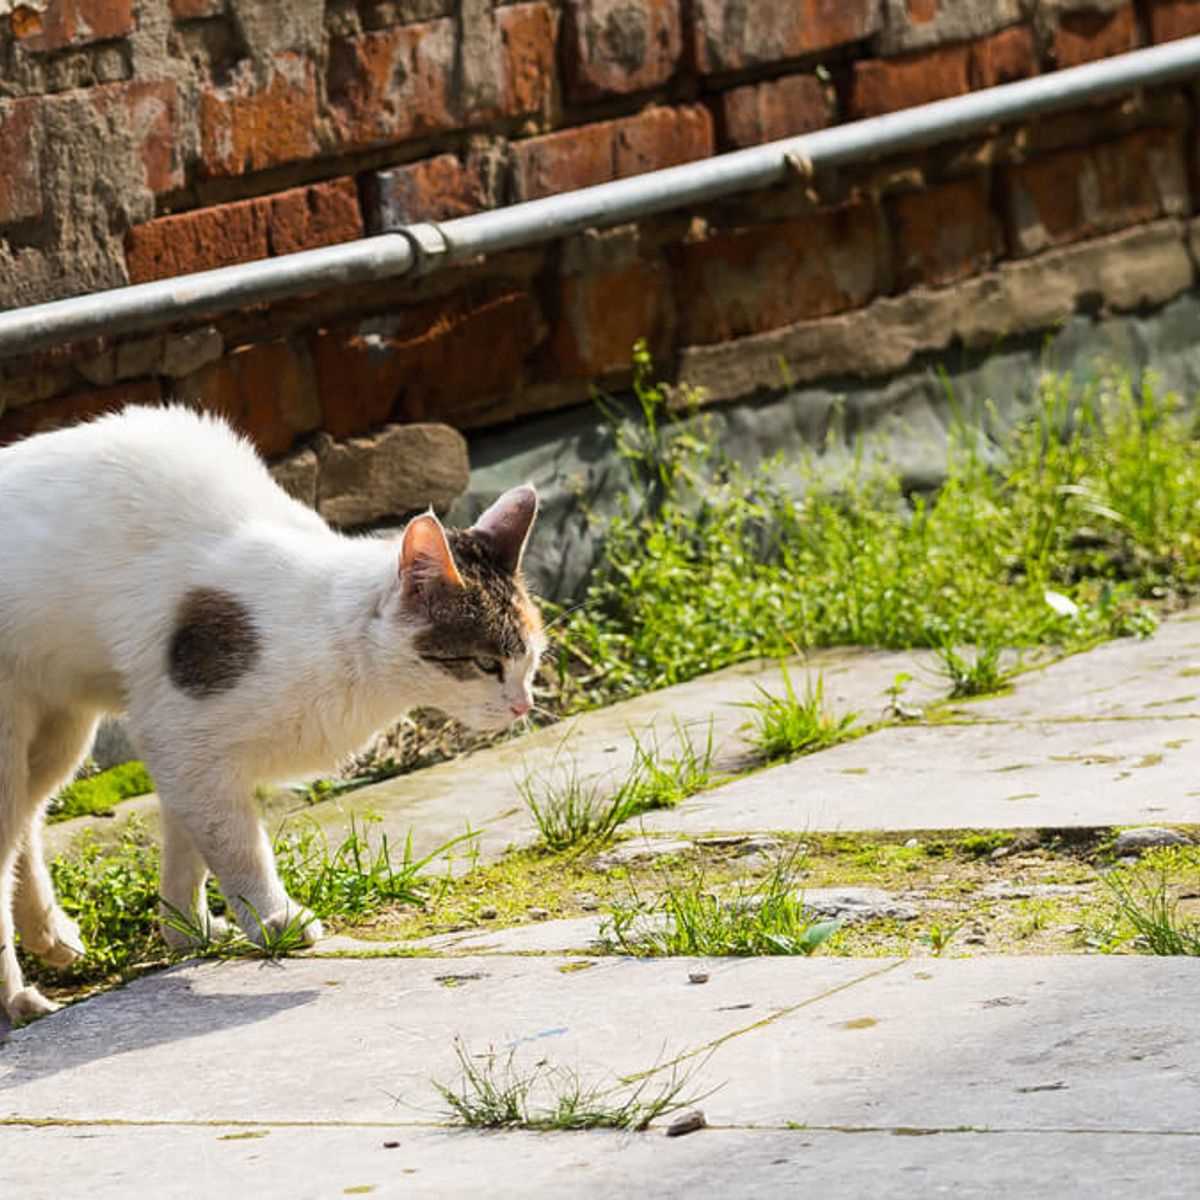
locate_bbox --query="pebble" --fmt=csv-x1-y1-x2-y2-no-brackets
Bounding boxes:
1113,827,1192,855
478,907,498,920
527,908,550,920
666,1109,706,1138
576,893,599,912
964,934,986,945
688,972,710,985
737,836,784,857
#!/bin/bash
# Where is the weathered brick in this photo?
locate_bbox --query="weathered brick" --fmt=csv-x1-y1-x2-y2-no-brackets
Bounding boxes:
1053,5,1140,68
876,0,1023,54
690,0,881,74
1004,128,1189,257
971,25,1037,88
92,81,183,195
365,154,489,230
670,203,885,345
548,260,674,379
0,379,160,448
170,0,225,18
511,121,617,201
1149,0,1200,40
615,105,713,177
126,199,270,284
326,19,458,152
199,52,320,177
719,75,831,150
890,175,1002,288
564,0,681,100
12,0,133,52
0,97,43,226
176,341,322,458
849,43,970,118
500,2,556,116
268,177,363,255
312,291,544,434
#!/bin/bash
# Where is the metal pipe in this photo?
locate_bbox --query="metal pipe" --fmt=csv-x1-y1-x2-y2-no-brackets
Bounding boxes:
2,36,1200,358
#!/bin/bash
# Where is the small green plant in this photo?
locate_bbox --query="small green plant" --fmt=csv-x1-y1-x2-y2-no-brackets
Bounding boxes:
519,759,638,851
434,1035,715,1131
739,668,858,763
918,921,962,957
624,720,717,811
1101,858,1200,956
50,761,155,822
603,851,841,957
935,639,1009,699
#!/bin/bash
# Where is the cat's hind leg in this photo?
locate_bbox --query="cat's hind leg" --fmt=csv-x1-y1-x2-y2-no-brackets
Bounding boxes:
158,808,232,949
12,709,98,969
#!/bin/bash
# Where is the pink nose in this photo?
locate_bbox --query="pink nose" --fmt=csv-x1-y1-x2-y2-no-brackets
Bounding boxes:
510,699,532,718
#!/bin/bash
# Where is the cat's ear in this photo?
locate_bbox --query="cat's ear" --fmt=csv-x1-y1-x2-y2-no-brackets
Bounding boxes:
399,512,463,603
472,484,538,575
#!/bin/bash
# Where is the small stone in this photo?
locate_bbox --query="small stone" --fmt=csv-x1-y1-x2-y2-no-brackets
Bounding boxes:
527,908,549,920
161,327,223,378
576,893,599,912
798,887,919,924
382,1141,400,1149
964,934,986,945
737,836,783,856
1113,827,1192,856
478,907,498,920
666,1109,706,1138
688,972,709,985
593,838,694,869
904,837,920,849
990,845,1013,861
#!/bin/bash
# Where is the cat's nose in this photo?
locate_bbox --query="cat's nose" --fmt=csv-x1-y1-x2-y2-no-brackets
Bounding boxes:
509,699,531,718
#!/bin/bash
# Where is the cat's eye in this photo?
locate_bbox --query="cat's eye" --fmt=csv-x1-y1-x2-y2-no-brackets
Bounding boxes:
473,657,503,679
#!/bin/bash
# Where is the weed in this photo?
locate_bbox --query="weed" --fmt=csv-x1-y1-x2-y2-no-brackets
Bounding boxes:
935,640,1010,699
603,851,841,957
739,668,858,763
434,1035,715,1131
1100,852,1200,955
519,759,637,851
919,922,962,956
624,720,718,810
49,761,155,823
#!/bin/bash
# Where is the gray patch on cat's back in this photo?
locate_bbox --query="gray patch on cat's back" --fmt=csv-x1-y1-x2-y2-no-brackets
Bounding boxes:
168,587,261,698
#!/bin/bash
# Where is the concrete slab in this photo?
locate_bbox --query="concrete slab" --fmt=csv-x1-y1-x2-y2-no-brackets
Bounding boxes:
4,956,1198,1137
5,1125,1199,1200
640,716,1200,834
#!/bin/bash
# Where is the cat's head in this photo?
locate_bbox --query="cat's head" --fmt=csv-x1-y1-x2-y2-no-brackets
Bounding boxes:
398,485,544,732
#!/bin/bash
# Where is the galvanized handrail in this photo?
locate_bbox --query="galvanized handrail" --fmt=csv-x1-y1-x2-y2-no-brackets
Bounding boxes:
2,35,1200,358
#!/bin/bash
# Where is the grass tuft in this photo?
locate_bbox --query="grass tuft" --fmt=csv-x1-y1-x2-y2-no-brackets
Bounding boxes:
935,639,1010,699
1100,850,1200,955
739,668,858,762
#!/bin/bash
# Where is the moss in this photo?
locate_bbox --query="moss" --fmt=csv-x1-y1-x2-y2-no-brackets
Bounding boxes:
49,761,155,823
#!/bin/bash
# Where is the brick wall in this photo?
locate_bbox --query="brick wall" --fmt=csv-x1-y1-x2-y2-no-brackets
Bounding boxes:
2,0,1200,480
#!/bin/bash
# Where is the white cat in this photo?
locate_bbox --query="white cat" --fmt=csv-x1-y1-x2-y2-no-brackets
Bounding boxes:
0,405,543,1022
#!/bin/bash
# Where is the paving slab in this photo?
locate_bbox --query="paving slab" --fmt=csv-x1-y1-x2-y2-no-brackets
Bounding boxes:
5,1125,1198,1200
4,956,1198,1135
640,715,1200,835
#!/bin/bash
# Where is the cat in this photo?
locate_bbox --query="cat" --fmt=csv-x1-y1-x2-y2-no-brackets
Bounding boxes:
0,404,543,1023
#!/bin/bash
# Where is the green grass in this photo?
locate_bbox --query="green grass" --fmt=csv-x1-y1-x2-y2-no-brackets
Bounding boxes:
550,357,1184,712
935,639,1010,699
603,850,842,957
1099,848,1200,955
49,761,155,822
434,1035,714,1131
738,668,859,762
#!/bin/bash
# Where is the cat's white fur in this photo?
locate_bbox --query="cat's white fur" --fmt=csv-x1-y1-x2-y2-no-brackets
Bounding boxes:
0,404,541,1022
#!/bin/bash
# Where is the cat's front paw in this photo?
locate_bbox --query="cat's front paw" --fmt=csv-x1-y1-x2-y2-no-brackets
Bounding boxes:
6,986,60,1023
254,905,323,950
21,910,86,968
161,911,233,951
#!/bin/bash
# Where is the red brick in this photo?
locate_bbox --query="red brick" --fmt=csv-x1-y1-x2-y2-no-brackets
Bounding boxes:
268,177,363,256
326,20,458,153
890,175,1002,288
313,291,544,434
367,155,489,229
1054,5,1140,68
549,261,673,378
11,0,133,52
720,74,831,150
0,97,42,226
512,121,617,201
971,25,1038,88
849,44,970,119
691,0,880,74
564,0,681,101
179,341,322,458
170,0,224,18
615,105,713,177
670,203,885,345
0,379,160,448
500,3,556,117
199,52,320,178
93,81,182,195
907,0,938,21
1004,128,1189,256
1149,0,1200,40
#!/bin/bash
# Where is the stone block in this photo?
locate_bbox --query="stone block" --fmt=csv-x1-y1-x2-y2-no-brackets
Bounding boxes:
11,0,134,52
511,121,616,202
719,75,832,150
364,154,489,231
125,198,271,283
267,176,363,255
325,19,458,152
849,43,970,118
874,0,1022,54
499,2,556,117
0,97,43,226
1053,4,1140,68
161,327,224,378
890,174,1002,289
199,52,321,178
613,104,713,177
670,202,886,345
690,0,881,74
563,0,682,101
270,445,319,508
315,422,469,526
